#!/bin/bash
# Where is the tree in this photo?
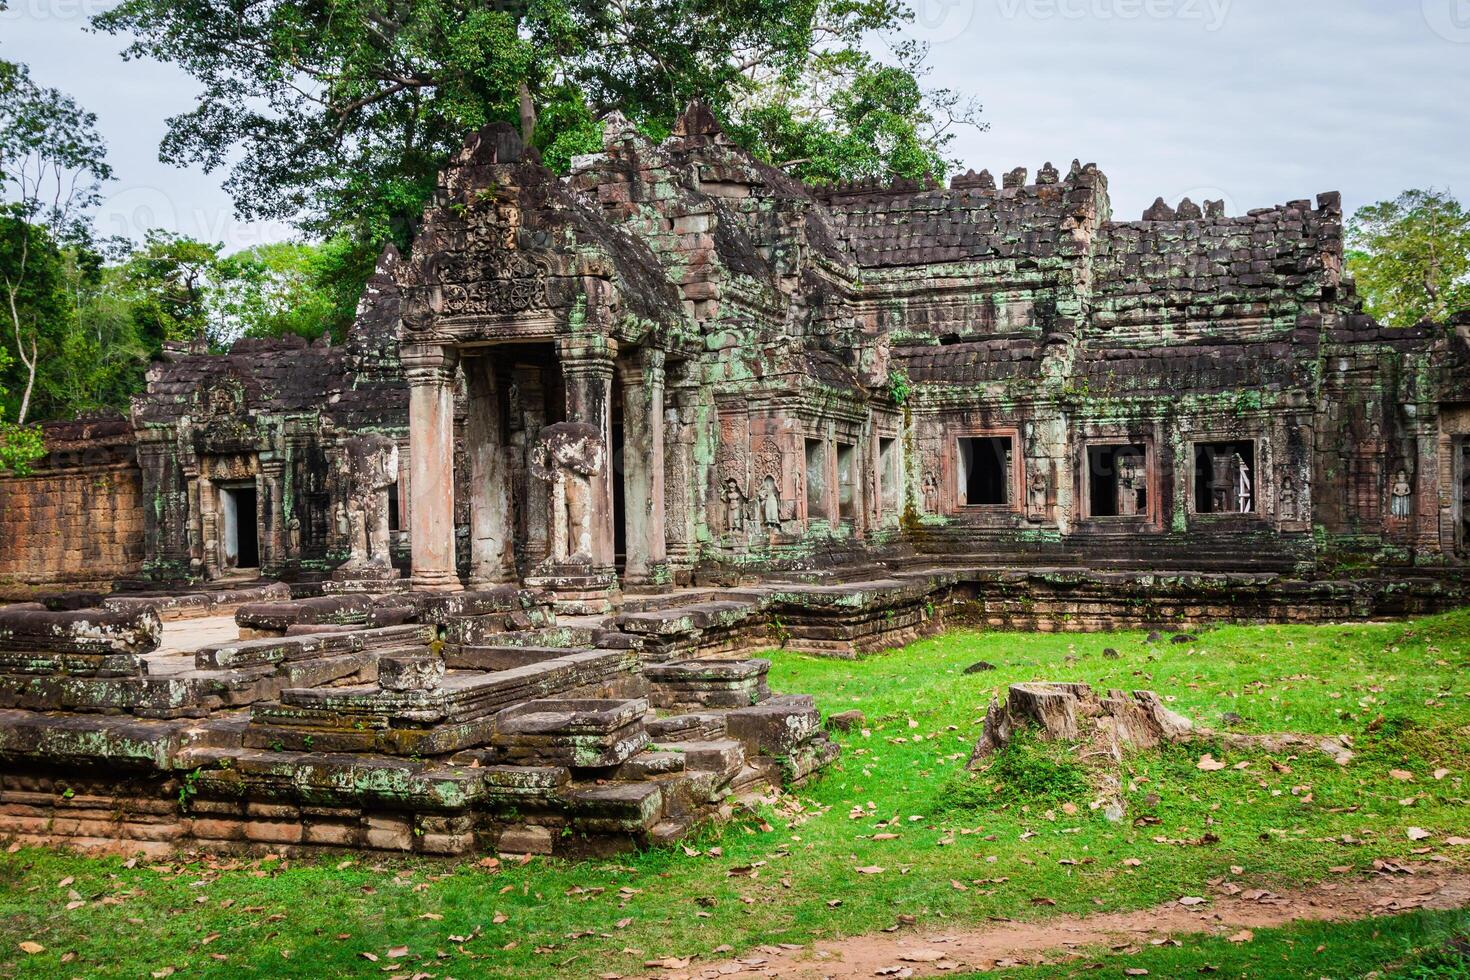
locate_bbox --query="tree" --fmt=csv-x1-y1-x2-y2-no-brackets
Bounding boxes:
724,54,979,185
119,230,221,349
0,58,113,423
212,240,347,344
1346,188,1470,328
93,0,975,245
0,339,45,477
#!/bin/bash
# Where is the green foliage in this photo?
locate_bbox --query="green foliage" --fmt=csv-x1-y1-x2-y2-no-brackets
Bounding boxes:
937,729,1091,811
213,240,353,344
726,56,977,185
93,0,976,241
1347,188,1470,327
0,47,114,424
883,364,912,405
0,338,43,475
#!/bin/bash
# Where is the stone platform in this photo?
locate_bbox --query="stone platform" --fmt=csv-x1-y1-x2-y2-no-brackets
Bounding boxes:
0,583,839,858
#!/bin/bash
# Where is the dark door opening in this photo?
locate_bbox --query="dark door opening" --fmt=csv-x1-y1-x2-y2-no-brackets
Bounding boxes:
222,486,260,569
959,436,1012,506
1459,439,1469,556
1088,444,1148,518
1194,441,1256,514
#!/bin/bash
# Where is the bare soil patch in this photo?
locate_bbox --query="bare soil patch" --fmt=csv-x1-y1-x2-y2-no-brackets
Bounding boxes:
677,865,1470,979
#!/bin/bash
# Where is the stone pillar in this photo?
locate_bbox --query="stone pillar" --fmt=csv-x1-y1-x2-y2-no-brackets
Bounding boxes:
619,348,667,585
514,364,550,567
466,355,516,585
559,337,617,572
404,343,462,592
663,365,700,573
259,459,286,571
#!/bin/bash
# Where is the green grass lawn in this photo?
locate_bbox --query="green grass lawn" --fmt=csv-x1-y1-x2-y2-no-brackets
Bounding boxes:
2,611,1469,978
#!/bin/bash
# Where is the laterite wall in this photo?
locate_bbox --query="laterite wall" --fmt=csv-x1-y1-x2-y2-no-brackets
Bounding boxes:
0,415,145,598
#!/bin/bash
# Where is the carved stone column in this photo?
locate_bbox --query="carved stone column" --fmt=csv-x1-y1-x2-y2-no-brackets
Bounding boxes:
404,343,462,592
662,364,700,574
559,336,617,573
619,348,667,585
514,364,550,568
466,354,516,585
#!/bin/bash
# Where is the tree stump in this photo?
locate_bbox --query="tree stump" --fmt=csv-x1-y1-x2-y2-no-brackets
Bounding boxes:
966,682,1194,770
968,682,1353,772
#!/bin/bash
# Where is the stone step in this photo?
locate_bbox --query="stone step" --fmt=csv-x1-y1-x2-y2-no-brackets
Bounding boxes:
615,750,686,779
669,739,745,779
646,711,728,742
616,600,761,637
444,645,587,671
648,816,699,846
646,658,772,709
562,780,663,833
491,697,649,768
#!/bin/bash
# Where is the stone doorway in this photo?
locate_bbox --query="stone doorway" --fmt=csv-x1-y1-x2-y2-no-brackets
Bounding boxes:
219,484,260,570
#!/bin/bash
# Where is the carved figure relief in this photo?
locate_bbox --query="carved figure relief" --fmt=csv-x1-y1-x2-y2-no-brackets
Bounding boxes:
758,475,781,529
335,434,399,575
1390,469,1412,519
723,478,746,533
530,422,606,564
921,451,942,514
1278,472,1298,522
286,515,302,558
1027,464,1050,521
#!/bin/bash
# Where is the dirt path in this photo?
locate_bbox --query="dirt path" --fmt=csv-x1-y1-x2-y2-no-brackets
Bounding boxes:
663,865,1470,979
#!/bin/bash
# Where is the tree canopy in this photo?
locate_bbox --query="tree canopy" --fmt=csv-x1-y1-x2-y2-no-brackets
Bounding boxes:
1347,188,1470,328
93,0,979,245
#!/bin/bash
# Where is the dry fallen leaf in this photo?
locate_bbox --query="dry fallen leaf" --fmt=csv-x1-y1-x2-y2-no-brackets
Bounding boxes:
855,866,885,875
1196,754,1227,772
18,941,44,955
643,956,691,970
1407,827,1432,841
1228,930,1254,943
1390,769,1415,782
898,950,946,963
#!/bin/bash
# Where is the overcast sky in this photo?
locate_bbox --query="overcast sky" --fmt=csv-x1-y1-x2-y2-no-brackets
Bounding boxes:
5,0,1468,251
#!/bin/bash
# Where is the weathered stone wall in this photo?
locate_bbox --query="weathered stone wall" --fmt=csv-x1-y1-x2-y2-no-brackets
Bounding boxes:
0,416,144,597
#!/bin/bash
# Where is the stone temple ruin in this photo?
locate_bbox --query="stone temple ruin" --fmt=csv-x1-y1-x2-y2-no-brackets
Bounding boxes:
0,103,1467,855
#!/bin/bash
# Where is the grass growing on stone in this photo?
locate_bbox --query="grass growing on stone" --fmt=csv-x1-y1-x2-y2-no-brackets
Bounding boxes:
1,611,1469,977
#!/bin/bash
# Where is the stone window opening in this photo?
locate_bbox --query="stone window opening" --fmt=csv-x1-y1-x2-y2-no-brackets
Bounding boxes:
1086,444,1149,518
958,436,1013,507
837,442,857,522
1193,440,1257,515
805,439,828,521
878,437,899,519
